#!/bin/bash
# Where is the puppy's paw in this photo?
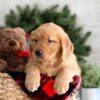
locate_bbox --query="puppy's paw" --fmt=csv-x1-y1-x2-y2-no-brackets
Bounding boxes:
54,79,69,95
25,78,40,92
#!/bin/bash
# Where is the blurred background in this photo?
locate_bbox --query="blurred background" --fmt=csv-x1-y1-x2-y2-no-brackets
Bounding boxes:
0,0,100,100
0,0,100,64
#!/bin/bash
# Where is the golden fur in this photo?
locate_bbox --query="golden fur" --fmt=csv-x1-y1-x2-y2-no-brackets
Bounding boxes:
25,23,81,96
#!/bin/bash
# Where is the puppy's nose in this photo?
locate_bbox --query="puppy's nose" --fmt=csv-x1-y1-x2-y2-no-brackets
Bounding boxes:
35,49,43,57
9,40,16,46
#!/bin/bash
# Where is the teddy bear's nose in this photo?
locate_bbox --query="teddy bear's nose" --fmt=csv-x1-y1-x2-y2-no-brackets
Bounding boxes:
9,40,16,46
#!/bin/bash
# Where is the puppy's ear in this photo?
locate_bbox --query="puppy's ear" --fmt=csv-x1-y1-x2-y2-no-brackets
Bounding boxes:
30,44,33,53
60,32,74,61
30,31,34,52
29,32,35,57
29,45,32,59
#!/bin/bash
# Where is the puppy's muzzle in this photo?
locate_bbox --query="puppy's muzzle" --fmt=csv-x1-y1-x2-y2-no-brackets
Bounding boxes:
35,49,43,58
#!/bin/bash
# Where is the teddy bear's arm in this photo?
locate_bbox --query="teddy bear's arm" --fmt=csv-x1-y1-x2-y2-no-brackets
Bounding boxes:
0,59,8,71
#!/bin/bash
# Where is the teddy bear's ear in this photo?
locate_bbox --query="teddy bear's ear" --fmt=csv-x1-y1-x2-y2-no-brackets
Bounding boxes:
14,27,26,35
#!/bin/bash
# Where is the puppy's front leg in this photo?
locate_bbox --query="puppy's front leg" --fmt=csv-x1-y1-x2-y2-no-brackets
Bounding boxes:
25,66,40,92
54,68,74,95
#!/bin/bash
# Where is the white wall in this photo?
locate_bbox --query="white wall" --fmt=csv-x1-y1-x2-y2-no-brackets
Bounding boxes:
0,0,100,64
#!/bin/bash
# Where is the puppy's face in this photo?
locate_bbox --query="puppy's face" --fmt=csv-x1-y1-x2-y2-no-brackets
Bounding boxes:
30,23,74,64
30,28,60,63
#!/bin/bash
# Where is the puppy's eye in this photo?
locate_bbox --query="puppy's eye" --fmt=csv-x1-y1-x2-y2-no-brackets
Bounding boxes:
32,39,38,43
48,39,56,43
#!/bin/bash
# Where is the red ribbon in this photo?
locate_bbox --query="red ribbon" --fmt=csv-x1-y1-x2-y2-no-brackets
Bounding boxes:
17,50,30,58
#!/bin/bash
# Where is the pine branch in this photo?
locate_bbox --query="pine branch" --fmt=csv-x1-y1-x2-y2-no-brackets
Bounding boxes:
2,5,91,61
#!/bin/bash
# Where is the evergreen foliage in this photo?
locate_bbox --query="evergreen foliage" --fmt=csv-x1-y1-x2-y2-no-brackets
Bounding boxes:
80,63,100,88
3,5,91,61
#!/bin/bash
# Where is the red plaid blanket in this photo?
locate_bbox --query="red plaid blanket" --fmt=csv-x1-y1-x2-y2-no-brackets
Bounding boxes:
8,72,81,100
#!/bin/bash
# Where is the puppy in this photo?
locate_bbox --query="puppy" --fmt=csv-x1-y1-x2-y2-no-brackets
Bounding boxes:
25,23,81,95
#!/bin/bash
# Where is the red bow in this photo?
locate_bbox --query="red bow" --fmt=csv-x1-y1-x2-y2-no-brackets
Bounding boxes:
17,50,30,58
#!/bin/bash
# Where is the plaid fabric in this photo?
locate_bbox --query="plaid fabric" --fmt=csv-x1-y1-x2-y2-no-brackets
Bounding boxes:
8,72,81,100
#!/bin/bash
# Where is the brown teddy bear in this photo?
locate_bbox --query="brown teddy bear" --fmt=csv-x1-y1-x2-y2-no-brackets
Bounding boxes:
0,27,29,72
0,27,31,100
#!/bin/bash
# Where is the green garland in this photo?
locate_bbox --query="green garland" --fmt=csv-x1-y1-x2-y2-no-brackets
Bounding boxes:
3,5,91,61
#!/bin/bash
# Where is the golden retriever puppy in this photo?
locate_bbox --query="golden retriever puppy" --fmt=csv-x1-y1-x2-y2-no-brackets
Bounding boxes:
25,23,81,96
